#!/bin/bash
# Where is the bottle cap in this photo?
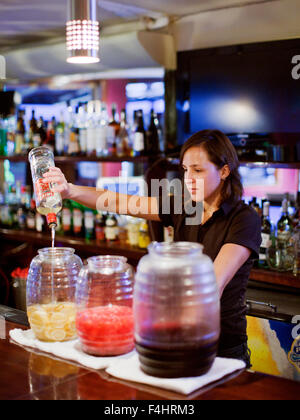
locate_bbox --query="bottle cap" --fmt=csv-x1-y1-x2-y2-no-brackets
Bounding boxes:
46,213,57,227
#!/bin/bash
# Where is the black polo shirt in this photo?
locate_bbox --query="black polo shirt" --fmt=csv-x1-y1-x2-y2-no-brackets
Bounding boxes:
158,196,262,352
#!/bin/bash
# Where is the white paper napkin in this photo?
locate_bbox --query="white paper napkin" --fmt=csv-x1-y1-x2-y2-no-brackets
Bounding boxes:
9,328,135,370
106,352,246,395
10,328,245,395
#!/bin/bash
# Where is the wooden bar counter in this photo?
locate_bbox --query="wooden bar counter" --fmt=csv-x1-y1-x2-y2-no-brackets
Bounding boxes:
1,320,300,401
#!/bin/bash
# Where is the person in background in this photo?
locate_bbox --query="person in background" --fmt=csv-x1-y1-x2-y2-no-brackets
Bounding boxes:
42,129,261,367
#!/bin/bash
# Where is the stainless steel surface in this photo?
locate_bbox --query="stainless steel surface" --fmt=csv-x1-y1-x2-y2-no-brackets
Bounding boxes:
246,299,277,313
0,304,29,326
67,0,99,63
246,282,300,320
68,0,97,22
12,277,27,312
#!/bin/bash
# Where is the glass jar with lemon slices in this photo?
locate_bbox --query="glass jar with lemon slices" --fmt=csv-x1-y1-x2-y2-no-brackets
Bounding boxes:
26,247,83,342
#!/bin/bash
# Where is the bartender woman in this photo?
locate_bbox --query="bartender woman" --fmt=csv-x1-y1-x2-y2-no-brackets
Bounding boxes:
43,129,261,368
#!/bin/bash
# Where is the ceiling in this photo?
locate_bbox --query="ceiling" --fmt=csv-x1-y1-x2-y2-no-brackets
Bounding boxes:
0,0,293,82
0,0,277,54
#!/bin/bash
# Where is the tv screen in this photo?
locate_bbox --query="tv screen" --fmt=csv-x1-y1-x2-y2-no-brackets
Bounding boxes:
177,39,300,143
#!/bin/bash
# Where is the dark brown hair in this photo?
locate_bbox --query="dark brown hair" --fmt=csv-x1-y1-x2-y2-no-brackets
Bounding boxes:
179,129,243,203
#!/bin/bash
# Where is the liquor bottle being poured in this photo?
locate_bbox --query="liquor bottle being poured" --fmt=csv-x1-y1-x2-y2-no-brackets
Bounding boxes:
28,146,62,246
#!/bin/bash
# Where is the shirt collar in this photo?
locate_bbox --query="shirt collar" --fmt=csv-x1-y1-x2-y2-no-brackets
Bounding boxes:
220,199,238,216
186,198,238,219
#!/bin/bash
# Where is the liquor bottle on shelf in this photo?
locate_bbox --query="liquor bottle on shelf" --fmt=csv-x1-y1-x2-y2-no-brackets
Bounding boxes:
62,199,72,235
105,213,118,242
95,102,108,157
146,110,160,156
258,201,272,268
293,219,300,276
266,199,295,272
5,117,16,157
1,204,11,228
14,110,25,155
9,186,19,229
35,211,45,233
38,117,47,146
77,105,87,156
86,102,96,157
68,108,80,156
277,198,293,245
126,217,140,247
56,213,63,236
14,185,26,230
26,198,36,230
55,112,65,156
45,117,56,152
164,226,174,243
260,198,268,215
107,103,120,156
28,146,62,229
29,110,36,140
0,118,7,156
117,109,131,157
23,185,32,211
249,196,261,216
84,207,95,240
292,191,300,228
17,205,26,230
138,220,151,249
0,182,10,227
29,110,41,149
95,212,106,242
72,201,84,237
130,110,138,148
133,110,145,157
14,184,27,229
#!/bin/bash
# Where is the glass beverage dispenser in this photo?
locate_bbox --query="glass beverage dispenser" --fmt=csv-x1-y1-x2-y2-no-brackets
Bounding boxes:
134,242,220,378
26,247,83,342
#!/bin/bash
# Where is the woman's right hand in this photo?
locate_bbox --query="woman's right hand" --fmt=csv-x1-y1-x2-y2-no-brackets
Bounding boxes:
42,167,71,199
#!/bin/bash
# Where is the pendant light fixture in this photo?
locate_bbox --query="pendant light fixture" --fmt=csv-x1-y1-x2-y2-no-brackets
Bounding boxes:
66,0,100,64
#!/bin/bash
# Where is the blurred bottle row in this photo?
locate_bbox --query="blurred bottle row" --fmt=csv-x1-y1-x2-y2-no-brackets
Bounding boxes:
247,193,300,276
0,102,164,158
0,182,151,249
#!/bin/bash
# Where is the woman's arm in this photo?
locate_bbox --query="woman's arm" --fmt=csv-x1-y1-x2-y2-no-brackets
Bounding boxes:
213,243,251,297
42,167,161,222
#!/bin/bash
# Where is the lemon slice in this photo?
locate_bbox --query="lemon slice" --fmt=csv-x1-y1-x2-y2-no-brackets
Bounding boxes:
60,303,76,317
30,324,45,335
65,318,76,337
29,309,49,328
28,302,77,342
50,329,66,342
50,312,68,328
53,303,66,312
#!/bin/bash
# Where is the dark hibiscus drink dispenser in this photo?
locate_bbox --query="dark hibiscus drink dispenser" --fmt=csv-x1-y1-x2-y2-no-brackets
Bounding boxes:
134,242,220,378
75,255,134,356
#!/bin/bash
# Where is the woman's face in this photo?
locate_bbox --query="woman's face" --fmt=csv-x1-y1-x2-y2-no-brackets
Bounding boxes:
182,146,223,203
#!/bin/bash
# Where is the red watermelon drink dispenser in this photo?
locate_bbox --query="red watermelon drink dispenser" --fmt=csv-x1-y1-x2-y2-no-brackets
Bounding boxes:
75,255,134,356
